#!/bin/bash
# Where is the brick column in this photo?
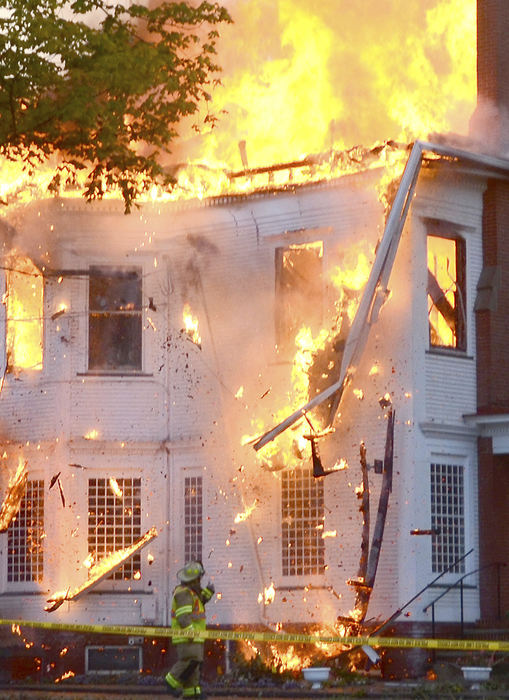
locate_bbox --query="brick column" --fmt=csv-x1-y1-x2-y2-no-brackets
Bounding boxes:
475,0,509,621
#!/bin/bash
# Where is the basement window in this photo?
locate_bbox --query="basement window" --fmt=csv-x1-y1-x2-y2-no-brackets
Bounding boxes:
7,480,44,583
275,241,323,355
281,467,325,576
427,234,466,350
88,266,142,372
5,255,43,372
430,463,465,574
184,476,203,563
88,478,142,580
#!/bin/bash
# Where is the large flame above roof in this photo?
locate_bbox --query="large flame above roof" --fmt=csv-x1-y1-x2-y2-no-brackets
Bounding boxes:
173,0,476,170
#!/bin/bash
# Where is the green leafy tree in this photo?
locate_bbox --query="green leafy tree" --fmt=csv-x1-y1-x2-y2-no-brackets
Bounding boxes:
0,0,231,211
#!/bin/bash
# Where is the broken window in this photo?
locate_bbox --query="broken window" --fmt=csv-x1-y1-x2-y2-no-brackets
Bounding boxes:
5,255,43,371
7,480,44,583
184,476,203,563
427,234,466,350
88,478,142,580
275,241,323,355
88,266,142,371
281,467,325,576
430,463,465,574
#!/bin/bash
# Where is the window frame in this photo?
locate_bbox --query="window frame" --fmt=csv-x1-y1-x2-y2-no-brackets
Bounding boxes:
184,475,203,564
87,476,142,583
430,462,466,575
281,467,325,578
427,229,467,352
87,265,143,373
6,478,45,588
274,241,324,356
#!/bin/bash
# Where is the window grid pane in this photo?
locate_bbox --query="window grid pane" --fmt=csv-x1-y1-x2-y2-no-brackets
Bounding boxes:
184,476,203,563
282,468,325,576
88,478,141,580
88,267,142,371
8,480,44,582
430,463,465,574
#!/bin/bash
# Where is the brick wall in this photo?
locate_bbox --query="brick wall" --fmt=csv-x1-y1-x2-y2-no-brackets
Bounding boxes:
476,0,509,621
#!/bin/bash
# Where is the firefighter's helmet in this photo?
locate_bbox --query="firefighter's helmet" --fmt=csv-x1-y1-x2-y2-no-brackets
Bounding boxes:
177,561,205,583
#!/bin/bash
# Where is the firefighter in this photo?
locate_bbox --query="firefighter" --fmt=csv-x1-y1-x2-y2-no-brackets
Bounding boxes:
165,560,215,699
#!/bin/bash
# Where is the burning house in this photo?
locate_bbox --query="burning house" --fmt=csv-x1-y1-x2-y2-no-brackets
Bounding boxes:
0,0,507,684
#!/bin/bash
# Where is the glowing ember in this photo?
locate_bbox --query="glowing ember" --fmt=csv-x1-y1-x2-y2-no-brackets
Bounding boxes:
182,303,201,347
45,527,158,611
353,388,364,400
82,553,94,569
83,429,100,440
235,385,244,399
55,670,75,683
0,458,28,532
234,499,258,523
109,478,123,499
322,530,337,539
258,581,275,605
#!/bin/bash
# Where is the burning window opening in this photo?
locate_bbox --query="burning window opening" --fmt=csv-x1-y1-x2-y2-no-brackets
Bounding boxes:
182,302,202,347
275,241,323,355
45,526,157,612
88,266,142,372
7,477,44,584
0,458,29,533
281,468,324,576
5,254,43,372
251,140,429,453
87,477,142,581
427,233,466,350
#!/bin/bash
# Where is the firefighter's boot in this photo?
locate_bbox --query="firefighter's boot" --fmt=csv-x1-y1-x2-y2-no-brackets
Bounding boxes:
164,671,183,696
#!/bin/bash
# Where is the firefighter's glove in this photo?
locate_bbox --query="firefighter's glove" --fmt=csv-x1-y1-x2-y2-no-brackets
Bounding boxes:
202,583,215,602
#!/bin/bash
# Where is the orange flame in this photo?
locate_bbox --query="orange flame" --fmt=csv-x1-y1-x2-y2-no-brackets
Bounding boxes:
234,500,258,523
182,303,201,346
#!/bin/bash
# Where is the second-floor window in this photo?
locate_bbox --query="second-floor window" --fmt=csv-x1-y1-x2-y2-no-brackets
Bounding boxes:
275,241,323,355
88,266,142,371
6,255,43,372
427,234,466,350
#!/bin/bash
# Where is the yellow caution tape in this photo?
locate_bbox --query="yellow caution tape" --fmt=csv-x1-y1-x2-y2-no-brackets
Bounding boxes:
0,618,508,652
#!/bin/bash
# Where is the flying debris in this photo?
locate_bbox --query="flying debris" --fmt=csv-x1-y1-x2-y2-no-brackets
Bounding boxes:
45,527,158,612
49,472,61,489
0,459,28,532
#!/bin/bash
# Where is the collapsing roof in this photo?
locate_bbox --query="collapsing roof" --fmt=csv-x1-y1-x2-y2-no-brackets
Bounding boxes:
253,140,509,453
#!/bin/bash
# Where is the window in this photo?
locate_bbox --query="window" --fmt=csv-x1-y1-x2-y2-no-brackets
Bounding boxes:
430,463,465,574
5,255,43,371
427,234,466,350
184,476,203,563
281,467,325,576
275,241,323,354
7,480,44,582
88,478,141,580
88,266,142,371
